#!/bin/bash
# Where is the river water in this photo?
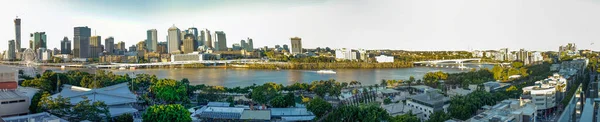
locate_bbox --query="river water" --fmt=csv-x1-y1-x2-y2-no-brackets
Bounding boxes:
34,64,493,87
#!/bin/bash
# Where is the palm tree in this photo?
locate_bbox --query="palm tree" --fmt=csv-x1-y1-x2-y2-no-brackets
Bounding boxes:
380,79,388,87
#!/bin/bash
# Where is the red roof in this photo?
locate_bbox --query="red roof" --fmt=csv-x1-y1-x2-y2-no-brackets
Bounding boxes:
0,82,17,90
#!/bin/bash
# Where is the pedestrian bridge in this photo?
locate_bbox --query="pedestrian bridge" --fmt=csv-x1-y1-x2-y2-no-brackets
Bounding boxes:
413,58,481,64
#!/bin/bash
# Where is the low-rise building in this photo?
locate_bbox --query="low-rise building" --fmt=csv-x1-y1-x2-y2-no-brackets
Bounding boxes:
375,55,394,63
0,90,30,117
467,99,536,122
170,52,219,62
2,112,67,122
50,83,137,117
406,90,450,120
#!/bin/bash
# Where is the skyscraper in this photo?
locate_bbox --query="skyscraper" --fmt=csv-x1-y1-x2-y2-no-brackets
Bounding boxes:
199,30,205,47
247,37,254,51
214,31,227,51
116,41,126,53
187,27,201,48
290,37,303,54
203,29,212,49
30,32,47,51
14,17,21,52
7,40,15,60
105,37,114,54
90,36,102,58
157,42,167,54
168,25,181,53
74,26,91,58
60,37,71,54
241,40,247,51
146,29,157,52
182,34,197,54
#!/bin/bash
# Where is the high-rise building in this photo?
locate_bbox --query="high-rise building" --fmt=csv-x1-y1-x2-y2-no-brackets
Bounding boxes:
182,34,197,54
74,26,91,58
240,40,247,51
146,29,157,52
14,17,21,52
290,37,303,54
283,44,289,52
30,32,47,51
90,36,102,58
114,41,126,55
168,25,181,53
60,37,71,54
129,45,137,52
203,29,212,49
157,42,167,54
232,43,241,51
7,40,15,60
247,37,254,51
198,30,205,47
104,37,114,54
137,41,146,52
214,31,227,51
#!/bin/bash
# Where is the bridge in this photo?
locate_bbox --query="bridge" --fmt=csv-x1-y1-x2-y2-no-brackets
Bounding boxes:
413,58,481,64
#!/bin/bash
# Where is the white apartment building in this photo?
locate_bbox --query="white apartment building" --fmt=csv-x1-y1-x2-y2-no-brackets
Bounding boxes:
335,48,359,61
468,99,537,122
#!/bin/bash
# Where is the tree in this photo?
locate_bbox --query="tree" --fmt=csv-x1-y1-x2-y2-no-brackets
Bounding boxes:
270,95,287,108
150,79,188,103
114,113,134,122
284,92,296,107
71,96,111,122
380,79,388,87
427,111,451,122
251,82,281,105
307,97,332,118
384,98,392,105
390,111,419,122
143,104,191,122
29,92,44,113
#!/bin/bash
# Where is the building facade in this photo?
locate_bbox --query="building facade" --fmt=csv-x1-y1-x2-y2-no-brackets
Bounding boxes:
146,29,157,52
182,34,197,54
290,37,302,54
90,36,102,58
14,17,21,53
60,37,71,54
168,25,181,53
214,31,227,51
104,37,114,54
204,29,212,49
7,40,15,60
30,32,46,51
375,55,394,63
74,26,91,58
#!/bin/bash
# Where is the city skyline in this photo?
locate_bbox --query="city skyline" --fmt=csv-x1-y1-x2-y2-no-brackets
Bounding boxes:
2,0,600,52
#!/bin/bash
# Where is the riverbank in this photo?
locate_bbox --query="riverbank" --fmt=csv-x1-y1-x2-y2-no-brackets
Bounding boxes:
242,62,414,69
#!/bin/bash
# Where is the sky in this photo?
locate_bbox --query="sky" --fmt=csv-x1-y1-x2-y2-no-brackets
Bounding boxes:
1,0,600,52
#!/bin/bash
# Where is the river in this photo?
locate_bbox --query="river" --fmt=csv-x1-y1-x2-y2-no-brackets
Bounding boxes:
33,64,493,87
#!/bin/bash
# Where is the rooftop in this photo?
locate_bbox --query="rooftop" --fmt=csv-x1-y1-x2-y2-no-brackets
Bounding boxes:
0,90,28,100
270,108,315,117
408,91,449,106
207,102,231,107
468,99,536,122
2,112,68,122
240,110,271,120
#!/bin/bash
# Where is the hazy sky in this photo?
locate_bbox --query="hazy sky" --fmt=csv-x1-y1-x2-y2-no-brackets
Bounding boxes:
1,0,600,52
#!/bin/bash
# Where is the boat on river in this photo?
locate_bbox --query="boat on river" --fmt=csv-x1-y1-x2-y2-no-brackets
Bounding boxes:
316,70,336,74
